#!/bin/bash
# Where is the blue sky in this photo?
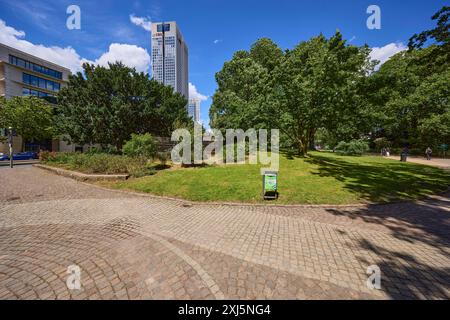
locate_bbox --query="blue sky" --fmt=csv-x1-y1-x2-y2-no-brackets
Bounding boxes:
0,0,447,127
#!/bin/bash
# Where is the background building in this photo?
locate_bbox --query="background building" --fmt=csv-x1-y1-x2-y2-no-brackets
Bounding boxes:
151,21,189,99
188,98,200,123
0,43,71,153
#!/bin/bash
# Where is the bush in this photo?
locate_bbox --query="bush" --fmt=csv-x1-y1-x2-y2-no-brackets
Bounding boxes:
156,151,170,165
335,139,369,156
122,133,157,159
42,152,150,176
373,137,391,151
39,151,57,161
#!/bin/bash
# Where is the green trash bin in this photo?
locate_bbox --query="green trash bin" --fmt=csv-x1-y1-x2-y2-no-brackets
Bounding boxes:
262,170,279,200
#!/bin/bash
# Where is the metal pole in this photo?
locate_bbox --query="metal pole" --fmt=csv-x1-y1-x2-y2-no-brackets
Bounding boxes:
8,126,13,168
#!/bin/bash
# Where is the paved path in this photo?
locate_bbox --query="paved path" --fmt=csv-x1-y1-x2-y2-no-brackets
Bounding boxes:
387,156,450,169
0,167,449,300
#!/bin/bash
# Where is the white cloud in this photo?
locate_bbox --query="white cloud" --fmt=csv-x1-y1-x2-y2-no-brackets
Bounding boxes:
370,42,407,69
189,83,208,101
92,43,150,73
0,19,84,72
0,19,151,74
213,39,222,44
129,14,152,31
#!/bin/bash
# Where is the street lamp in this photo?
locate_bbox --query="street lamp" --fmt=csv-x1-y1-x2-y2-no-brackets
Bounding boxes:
8,126,13,168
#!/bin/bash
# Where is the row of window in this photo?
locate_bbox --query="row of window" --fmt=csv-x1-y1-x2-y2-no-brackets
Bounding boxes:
22,87,56,102
23,73,61,92
157,23,171,32
9,55,63,80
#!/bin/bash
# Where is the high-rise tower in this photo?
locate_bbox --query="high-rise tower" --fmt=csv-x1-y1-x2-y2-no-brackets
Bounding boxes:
151,21,188,99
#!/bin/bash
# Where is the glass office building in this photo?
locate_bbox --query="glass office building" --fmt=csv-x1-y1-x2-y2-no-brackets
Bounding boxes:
151,22,189,99
0,43,71,153
188,98,200,123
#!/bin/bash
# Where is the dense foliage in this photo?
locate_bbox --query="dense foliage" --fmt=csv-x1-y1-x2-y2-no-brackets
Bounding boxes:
0,96,54,148
41,152,154,177
209,33,374,155
210,6,449,156
56,62,191,150
368,7,450,152
122,133,157,158
335,140,370,156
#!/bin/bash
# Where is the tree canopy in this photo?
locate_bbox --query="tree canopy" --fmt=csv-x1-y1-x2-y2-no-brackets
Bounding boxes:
210,33,374,155
368,6,450,151
56,62,190,150
210,6,449,155
0,96,54,149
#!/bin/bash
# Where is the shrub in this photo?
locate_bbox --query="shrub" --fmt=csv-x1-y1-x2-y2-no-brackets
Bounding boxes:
39,151,57,161
156,151,170,165
122,133,157,159
41,152,159,177
335,139,369,156
374,137,391,151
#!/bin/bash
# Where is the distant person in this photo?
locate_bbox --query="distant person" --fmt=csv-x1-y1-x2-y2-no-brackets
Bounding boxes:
386,148,390,157
401,146,409,162
426,147,432,160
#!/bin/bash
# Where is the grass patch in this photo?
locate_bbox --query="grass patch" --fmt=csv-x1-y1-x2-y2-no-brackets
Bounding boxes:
108,151,449,204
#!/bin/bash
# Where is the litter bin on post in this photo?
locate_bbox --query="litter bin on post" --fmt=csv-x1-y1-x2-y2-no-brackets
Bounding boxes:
262,170,278,200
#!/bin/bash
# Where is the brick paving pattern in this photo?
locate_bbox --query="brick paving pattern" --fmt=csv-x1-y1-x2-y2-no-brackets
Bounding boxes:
0,167,449,299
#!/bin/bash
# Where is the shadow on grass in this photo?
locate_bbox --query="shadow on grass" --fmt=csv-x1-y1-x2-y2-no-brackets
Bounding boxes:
305,154,450,203
150,163,171,171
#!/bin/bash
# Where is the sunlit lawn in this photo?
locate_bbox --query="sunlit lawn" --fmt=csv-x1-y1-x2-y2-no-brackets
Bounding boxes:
109,152,450,205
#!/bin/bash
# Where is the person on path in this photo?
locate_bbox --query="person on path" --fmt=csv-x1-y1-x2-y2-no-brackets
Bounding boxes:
426,147,432,161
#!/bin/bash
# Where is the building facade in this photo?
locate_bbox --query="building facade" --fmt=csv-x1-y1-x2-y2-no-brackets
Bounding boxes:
151,21,189,99
188,98,200,123
0,43,71,153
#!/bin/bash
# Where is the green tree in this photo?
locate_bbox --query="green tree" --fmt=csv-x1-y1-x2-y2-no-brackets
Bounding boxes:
409,6,449,66
57,62,190,150
209,49,271,131
368,6,450,150
0,96,54,149
270,32,373,155
210,34,373,155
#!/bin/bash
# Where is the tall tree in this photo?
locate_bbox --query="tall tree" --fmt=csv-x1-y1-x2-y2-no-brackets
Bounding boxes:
409,6,449,64
210,33,373,155
368,6,450,150
0,96,54,150
209,49,272,131
270,32,373,155
57,62,189,150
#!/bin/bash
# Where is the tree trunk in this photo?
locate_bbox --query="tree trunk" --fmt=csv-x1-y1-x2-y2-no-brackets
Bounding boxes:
295,136,308,156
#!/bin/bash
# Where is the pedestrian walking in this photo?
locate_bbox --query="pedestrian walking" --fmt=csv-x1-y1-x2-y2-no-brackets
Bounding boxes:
426,147,432,160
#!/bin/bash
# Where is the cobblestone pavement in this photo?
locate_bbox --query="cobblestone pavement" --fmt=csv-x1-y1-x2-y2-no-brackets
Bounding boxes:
0,167,449,300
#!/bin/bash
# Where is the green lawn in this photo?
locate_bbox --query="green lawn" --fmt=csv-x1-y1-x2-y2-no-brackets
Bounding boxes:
110,152,450,205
